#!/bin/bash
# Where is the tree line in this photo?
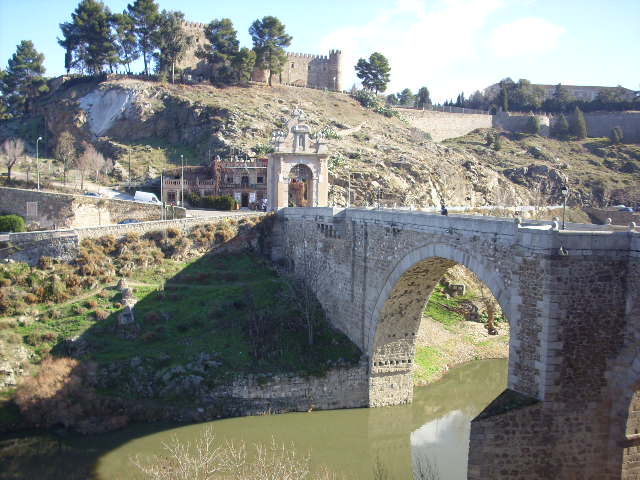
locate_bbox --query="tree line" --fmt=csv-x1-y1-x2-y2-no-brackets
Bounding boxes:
440,78,639,114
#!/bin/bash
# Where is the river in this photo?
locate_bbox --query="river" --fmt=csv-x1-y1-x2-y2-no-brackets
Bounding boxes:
0,359,507,479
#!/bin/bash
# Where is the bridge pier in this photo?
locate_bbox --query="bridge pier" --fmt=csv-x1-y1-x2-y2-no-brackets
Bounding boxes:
275,207,639,479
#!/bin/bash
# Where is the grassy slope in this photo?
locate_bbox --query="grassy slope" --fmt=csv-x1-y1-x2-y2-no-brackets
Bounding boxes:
414,285,509,385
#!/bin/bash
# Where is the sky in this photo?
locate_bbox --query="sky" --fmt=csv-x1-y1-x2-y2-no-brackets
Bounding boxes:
1,0,639,103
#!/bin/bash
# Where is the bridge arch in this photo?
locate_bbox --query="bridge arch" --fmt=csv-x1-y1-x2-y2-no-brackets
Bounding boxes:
367,242,515,407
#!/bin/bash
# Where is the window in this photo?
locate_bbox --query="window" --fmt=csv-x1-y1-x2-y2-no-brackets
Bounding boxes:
257,176,264,184
291,63,295,68
168,191,176,203
297,135,305,149
241,175,249,185
226,176,233,183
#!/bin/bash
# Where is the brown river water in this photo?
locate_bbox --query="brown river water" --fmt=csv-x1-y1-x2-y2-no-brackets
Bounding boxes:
0,359,507,479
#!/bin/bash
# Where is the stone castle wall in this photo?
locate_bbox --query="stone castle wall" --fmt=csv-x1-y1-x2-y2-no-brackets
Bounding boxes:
401,108,640,142
0,187,185,230
178,21,342,90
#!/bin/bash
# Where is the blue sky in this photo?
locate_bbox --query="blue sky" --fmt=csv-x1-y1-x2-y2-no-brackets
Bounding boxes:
1,0,639,102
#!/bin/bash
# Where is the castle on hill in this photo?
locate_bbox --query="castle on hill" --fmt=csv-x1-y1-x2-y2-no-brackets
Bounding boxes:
178,21,344,91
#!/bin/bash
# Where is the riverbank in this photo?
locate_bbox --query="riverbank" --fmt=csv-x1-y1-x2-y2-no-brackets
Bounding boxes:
414,315,510,386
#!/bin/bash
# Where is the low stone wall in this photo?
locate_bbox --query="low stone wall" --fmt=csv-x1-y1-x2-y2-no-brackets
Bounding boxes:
0,187,185,229
494,112,550,136
1,212,266,265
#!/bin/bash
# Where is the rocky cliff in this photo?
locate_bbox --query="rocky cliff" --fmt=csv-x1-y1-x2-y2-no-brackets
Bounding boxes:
7,77,639,208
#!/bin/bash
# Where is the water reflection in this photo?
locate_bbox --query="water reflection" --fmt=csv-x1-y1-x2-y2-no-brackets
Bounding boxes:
0,359,507,479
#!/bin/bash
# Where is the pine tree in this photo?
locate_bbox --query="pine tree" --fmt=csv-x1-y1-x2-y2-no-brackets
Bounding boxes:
570,106,587,139
526,115,540,135
552,114,570,139
355,52,390,94
127,0,160,75
198,18,239,84
58,0,118,74
499,85,509,112
1,40,48,116
249,16,292,86
415,87,431,109
113,12,139,73
609,126,623,144
398,88,414,106
231,48,256,85
155,10,192,83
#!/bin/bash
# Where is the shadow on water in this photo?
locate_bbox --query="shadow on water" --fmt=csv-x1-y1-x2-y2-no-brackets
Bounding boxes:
0,359,507,480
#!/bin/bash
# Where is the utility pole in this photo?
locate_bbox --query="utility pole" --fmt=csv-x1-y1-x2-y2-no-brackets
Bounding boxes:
180,154,184,207
160,170,164,220
36,136,42,190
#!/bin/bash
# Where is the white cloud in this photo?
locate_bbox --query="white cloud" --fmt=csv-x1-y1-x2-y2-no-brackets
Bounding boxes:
319,0,508,101
489,17,565,58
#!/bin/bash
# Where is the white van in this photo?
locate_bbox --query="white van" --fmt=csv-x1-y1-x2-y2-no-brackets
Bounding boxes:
134,191,161,205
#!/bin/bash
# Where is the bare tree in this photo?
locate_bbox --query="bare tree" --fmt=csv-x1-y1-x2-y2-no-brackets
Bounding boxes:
89,150,106,183
54,131,76,185
76,142,97,191
2,138,25,182
23,155,34,183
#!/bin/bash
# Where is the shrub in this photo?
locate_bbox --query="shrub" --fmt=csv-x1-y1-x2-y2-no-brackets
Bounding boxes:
71,304,87,315
86,299,98,309
610,126,624,144
24,293,39,304
0,215,26,232
526,115,540,135
38,257,54,270
94,309,109,321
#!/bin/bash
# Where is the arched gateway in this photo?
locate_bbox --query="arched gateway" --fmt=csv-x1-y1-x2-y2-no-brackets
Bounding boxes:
274,207,639,480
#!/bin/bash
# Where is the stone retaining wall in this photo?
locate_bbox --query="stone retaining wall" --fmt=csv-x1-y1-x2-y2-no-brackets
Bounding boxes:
0,187,185,229
1,212,266,265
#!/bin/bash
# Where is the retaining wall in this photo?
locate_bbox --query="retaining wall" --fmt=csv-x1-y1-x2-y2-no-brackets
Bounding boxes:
583,111,640,142
397,109,492,141
0,187,185,229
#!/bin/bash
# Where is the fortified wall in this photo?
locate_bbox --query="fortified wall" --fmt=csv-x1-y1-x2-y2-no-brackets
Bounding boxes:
401,107,639,142
177,21,343,90
0,187,184,230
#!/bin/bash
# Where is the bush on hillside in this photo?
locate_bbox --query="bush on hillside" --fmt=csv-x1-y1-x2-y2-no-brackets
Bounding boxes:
0,214,26,232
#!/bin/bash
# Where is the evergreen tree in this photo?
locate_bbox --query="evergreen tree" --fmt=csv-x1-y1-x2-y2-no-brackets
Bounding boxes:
127,0,160,75
230,47,256,85
386,93,399,105
398,88,414,106
155,10,192,83
355,52,390,94
499,84,509,112
1,40,48,116
113,12,139,73
415,87,431,108
609,126,623,144
493,133,503,151
526,115,540,135
467,90,486,110
455,92,465,107
198,18,239,84
58,0,118,74
570,106,588,139
552,113,570,139
249,16,292,86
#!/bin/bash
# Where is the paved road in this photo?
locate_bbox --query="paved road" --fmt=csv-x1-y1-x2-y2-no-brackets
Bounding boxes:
185,208,265,218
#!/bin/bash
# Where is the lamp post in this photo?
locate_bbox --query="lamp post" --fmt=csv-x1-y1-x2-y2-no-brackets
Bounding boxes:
561,187,568,230
180,154,184,207
36,136,42,190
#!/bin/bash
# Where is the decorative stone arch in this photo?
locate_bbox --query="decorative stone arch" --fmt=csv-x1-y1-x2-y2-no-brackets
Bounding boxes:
367,242,515,407
287,164,314,207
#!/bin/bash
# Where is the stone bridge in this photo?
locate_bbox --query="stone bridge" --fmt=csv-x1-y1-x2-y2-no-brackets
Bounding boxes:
273,207,639,480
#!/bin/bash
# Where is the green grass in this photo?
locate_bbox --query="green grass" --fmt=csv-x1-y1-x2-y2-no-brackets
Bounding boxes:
413,346,446,384
3,252,361,402
424,286,470,326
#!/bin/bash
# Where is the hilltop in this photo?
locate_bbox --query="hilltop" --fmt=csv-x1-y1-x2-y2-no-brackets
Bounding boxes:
3,77,639,209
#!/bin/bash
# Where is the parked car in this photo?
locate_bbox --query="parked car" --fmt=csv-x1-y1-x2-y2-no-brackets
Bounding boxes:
84,191,101,197
619,207,634,212
134,191,161,205
118,219,140,224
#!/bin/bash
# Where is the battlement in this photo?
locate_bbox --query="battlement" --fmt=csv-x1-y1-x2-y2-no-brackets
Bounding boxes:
286,52,329,61
181,20,207,29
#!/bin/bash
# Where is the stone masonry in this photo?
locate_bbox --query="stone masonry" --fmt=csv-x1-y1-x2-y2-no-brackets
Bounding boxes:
273,207,639,479
0,187,185,229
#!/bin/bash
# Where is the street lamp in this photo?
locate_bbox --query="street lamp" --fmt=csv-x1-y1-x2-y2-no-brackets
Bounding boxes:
36,136,42,190
180,154,184,207
561,187,568,230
